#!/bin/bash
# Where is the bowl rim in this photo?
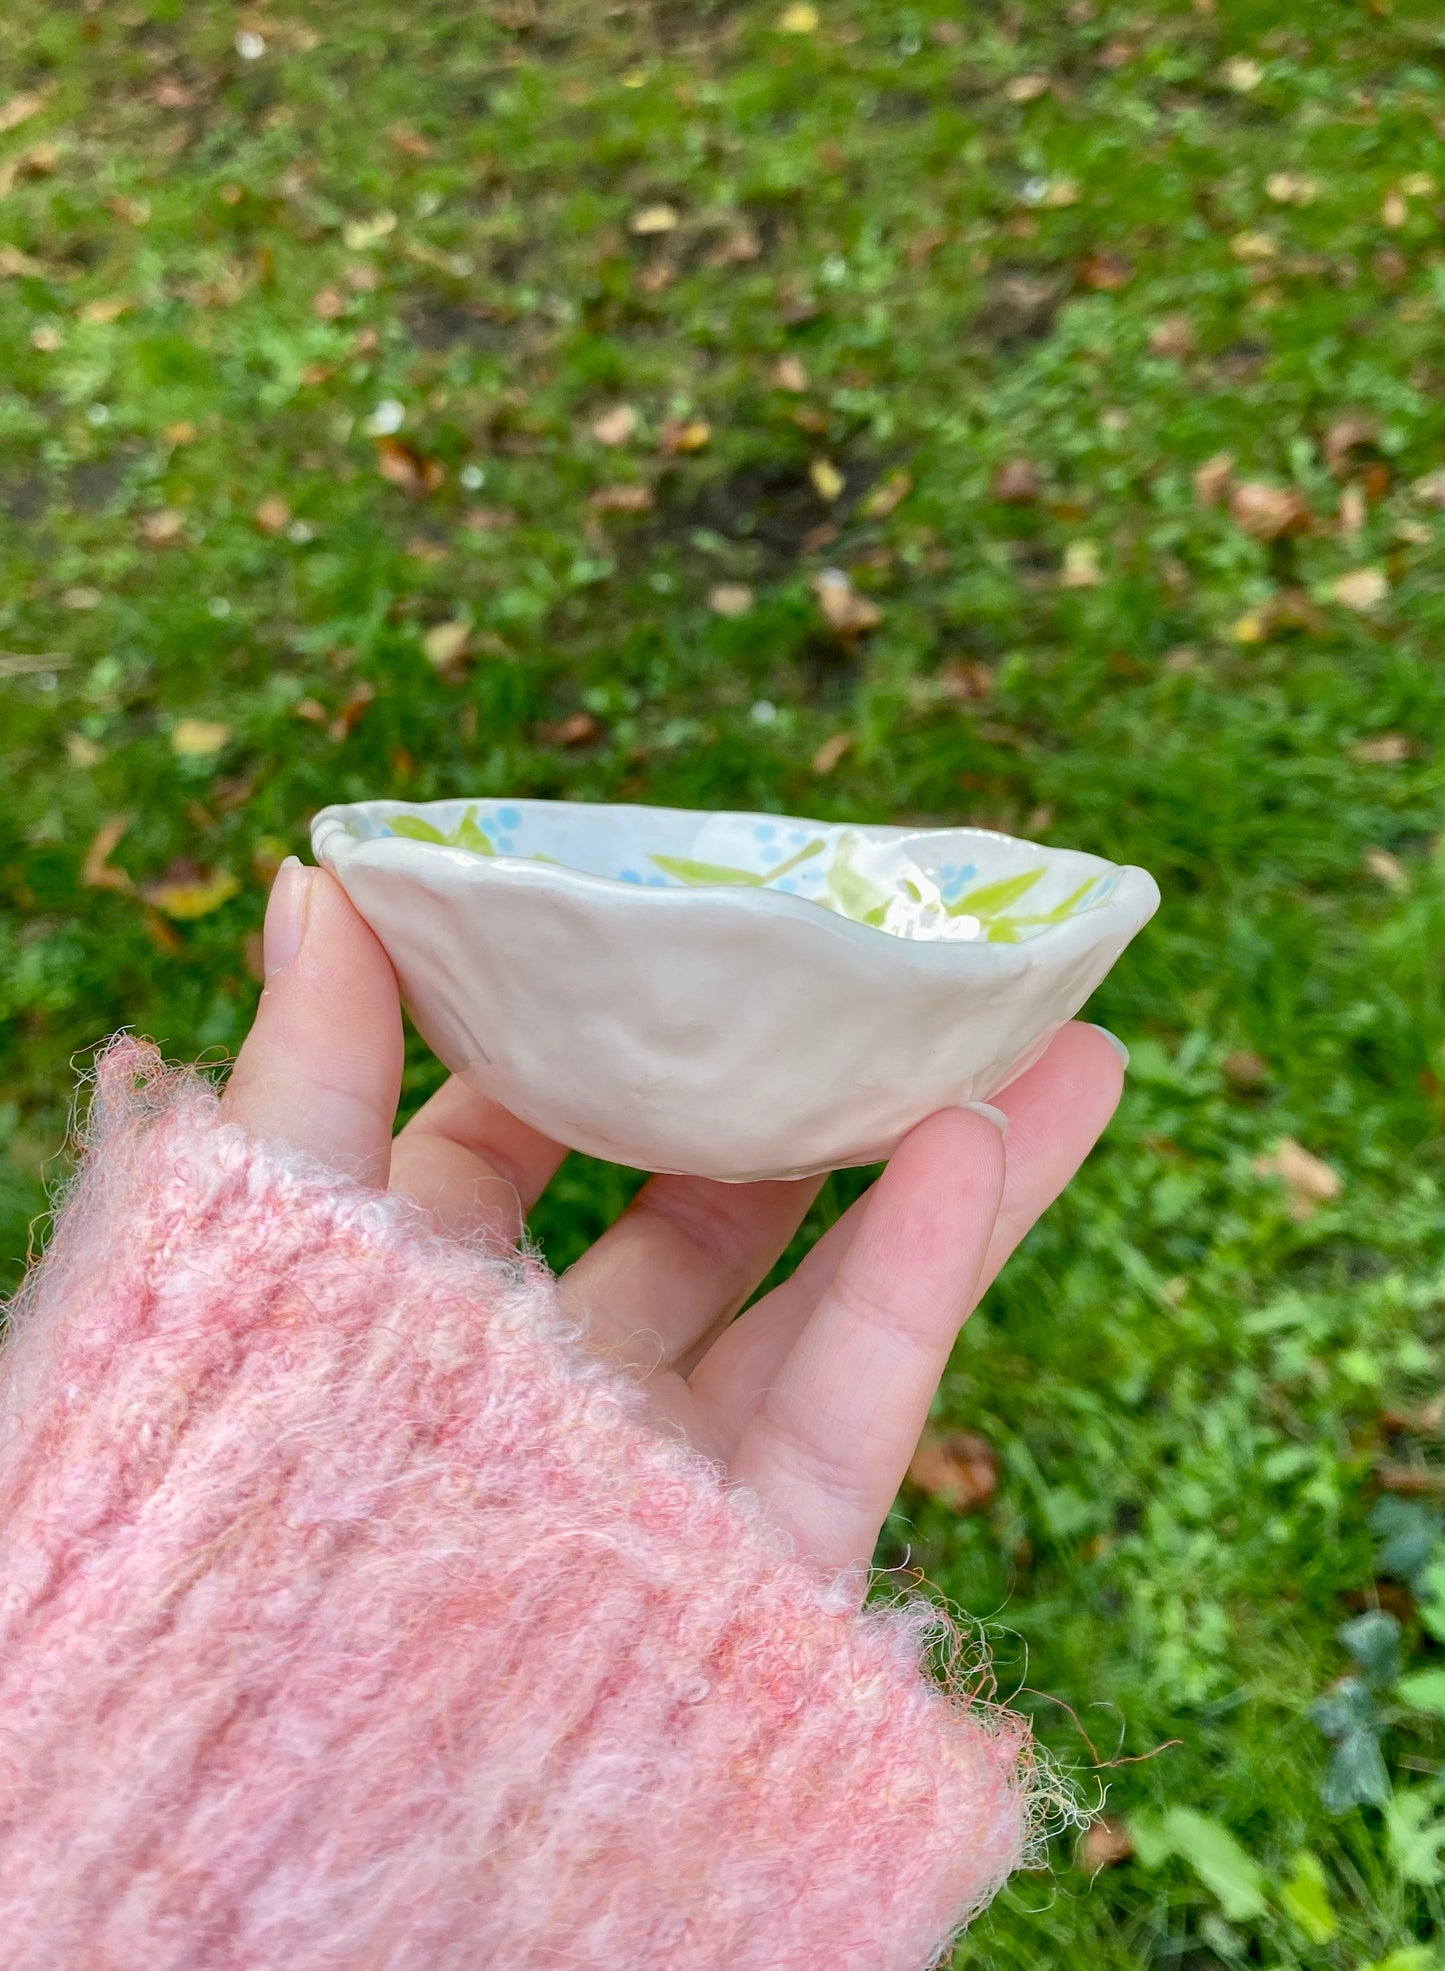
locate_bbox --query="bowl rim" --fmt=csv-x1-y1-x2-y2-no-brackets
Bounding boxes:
312,796,1160,971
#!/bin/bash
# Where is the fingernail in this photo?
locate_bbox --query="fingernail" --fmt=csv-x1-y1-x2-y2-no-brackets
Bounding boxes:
962,1101,1009,1138
263,857,310,979
1087,1024,1130,1069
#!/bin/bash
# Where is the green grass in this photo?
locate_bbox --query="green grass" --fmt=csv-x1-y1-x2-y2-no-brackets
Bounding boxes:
1,1,1441,1962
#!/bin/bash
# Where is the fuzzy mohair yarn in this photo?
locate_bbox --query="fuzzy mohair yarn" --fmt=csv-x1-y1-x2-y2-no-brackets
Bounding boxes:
0,1041,1036,1971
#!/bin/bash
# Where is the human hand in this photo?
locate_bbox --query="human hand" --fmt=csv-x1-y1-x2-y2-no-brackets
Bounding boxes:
224,858,1125,1577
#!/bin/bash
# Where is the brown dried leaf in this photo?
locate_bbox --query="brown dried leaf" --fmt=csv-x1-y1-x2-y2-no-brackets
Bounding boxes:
387,123,434,160
703,230,761,267
1006,72,1050,103
254,495,291,535
376,438,445,495
1337,485,1367,536
771,355,809,393
991,457,1041,504
1193,452,1235,508
312,285,346,321
463,505,518,531
939,660,995,702
861,469,912,519
329,680,377,740
1323,412,1380,478
589,484,654,515
1228,480,1310,541
1078,250,1133,292
659,418,711,455
591,404,638,447
813,568,882,637
0,87,52,136
811,731,854,776
1081,1816,1134,1872
538,711,602,747
164,421,197,446
82,816,133,893
1223,1048,1269,1089
0,244,45,279
906,226,950,266
1332,566,1387,610
706,583,754,618
1348,732,1411,764
139,508,186,548
1149,314,1196,359
1252,1136,1342,1219
906,1431,999,1512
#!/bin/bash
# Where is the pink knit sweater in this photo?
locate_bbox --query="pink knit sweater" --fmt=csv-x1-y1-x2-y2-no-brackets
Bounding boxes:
0,1042,1036,1971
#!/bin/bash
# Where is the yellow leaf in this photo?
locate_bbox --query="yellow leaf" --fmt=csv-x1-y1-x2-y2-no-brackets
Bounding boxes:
629,204,679,235
1220,57,1263,91
79,295,136,323
171,718,232,758
422,619,471,670
660,418,711,454
809,457,845,502
1232,612,1268,644
1266,172,1318,205
147,869,241,921
342,211,397,250
1061,540,1102,588
1230,230,1277,262
0,87,52,135
707,583,754,618
777,3,819,30
1006,73,1050,103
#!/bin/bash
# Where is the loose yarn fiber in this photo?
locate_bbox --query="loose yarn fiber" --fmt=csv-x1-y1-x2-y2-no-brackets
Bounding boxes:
0,1041,1034,1970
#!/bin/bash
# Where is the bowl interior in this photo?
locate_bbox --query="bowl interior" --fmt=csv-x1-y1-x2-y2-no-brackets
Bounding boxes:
329,800,1128,947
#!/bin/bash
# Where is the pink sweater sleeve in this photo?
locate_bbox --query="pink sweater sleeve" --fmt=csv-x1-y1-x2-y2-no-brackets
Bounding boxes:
0,1041,1038,1971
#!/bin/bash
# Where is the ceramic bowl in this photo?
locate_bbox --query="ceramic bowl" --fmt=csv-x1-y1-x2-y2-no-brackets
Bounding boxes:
311,798,1159,1182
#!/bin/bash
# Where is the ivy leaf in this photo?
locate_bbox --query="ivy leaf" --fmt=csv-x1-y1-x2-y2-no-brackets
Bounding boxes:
1340,1610,1402,1688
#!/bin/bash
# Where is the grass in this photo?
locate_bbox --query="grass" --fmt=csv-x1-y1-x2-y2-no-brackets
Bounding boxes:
1,0,1441,1962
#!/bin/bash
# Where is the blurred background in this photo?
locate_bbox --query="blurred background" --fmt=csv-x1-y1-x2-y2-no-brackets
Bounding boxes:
1,1,1441,1963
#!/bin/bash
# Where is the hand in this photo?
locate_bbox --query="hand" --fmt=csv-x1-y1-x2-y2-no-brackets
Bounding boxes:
224,859,1125,1577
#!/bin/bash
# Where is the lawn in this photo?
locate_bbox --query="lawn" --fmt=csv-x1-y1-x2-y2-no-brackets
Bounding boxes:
1,0,1441,1962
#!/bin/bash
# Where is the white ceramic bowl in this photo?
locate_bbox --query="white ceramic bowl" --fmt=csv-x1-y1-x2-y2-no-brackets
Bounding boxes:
311,798,1159,1181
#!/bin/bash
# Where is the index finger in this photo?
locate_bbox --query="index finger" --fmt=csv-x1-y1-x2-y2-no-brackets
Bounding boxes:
389,1076,566,1243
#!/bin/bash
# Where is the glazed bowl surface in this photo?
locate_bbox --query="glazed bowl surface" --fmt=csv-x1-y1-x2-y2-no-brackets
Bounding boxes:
312,797,1159,1180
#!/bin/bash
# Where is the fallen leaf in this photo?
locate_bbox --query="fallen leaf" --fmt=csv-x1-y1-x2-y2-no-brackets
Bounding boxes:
62,586,102,610
1267,171,1318,206
1323,412,1380,478
703,229,761,267
171,717,231,758
152,76,199,109
991,457,1041,503
463,504,518,530
139,508,187,548
591,404,638,446
861,469,912,520
1364,847,1407,892
342,211,396,251
1149,314,1196,359
707,583,754,618
404,535,449,564
292,697,328,726
771,355,809,392
145,863,241,921
629,203,679,236
589,484,654,515
1349,732,1410,764
813,567,882,636
66,732,105,768
387,123,434,160
906,226,950,265
1081,1816,1134,1872
1382,188,1407,230
777,2,819,29
165,421,197,446
1377,1465,1445,1497
906,1431,999,1512
635,263,675,295
939,660,994,701
1006,72,1050,103
1228,480,1310,540
1338,486,1367,536
254,495,291,535
422,619,471,671
1252,1136,1342,1219
1078,250,1133,292
1223,1048,1269,1088
0,87,51,136
29,324,61,352
376,438,445,494
329,680,376,740
1060,540,1102,588
811,731,854,775
82,816,133,892
659,418,711,455
538,711,601,747
1230,230,1278,262
1332,566,1388,610
79,295,136,324
809,457,845,502
1194,452,1235,507
1221,56,1263,91
312,285,346,321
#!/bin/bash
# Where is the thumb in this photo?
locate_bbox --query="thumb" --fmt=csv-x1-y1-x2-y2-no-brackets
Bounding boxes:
222,860,404,1184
